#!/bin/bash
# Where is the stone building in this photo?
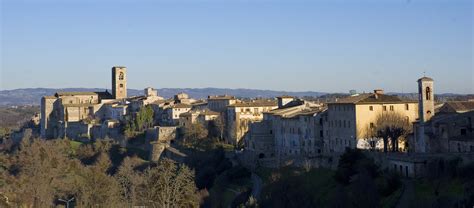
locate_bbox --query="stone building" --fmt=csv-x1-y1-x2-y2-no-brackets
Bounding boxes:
243,98,326,168
325,89,419,153
226,100,278,145
40,66,127,139
161,103,193,126
208,95,237,113
179,109,220,128
411,78,474,153
128,87,164,112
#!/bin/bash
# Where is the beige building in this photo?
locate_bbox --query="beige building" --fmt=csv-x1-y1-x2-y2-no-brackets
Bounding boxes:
179,109,220,127
326,90,419,153
243,98,326,168
226,100,278,145
208,95,237,113
40,66,127,139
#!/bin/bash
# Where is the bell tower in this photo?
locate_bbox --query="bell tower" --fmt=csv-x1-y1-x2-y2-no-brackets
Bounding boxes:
418,76,434,122
112,66,127,99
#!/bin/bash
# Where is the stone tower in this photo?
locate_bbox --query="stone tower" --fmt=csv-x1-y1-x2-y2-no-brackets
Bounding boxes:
417,76,435,122
112,66,127,99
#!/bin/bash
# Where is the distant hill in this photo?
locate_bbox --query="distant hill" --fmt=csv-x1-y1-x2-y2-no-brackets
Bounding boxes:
0,88,326,106
1,88,471,106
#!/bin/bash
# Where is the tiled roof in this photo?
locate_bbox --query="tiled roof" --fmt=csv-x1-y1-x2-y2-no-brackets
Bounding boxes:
440,101,474,113
172,103,192,108
55,92,98,96
208,95,236,100
417,77,434,82
229,100,278,107
277,95,294,99
330,93,417,104
200,110,220,116
96,91,113,99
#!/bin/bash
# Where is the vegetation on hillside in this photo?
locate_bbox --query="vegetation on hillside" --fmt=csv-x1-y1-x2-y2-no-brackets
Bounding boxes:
0,138,200,207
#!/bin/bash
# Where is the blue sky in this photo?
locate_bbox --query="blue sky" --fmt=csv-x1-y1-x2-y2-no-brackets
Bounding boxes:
1,0,472,93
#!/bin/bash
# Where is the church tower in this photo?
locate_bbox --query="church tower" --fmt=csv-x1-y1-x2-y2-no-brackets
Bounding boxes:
112,66,127,99
418,76,435,122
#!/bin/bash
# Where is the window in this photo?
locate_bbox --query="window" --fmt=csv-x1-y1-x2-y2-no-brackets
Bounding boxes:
254,108,259,113
383,106,387,111
405,104,409,110
343,120,346,128
119,72,124,80
461,129,467,135
119,83,124,88
390,106,394,111
426,87,431,100
370,122,375,129
369,106,373,111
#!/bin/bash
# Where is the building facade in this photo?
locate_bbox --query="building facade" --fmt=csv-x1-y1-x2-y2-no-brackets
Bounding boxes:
325,90,419,153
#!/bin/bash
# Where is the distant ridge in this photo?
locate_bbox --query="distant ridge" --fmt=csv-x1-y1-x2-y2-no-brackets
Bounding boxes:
0,88,471,106
0,88,326,106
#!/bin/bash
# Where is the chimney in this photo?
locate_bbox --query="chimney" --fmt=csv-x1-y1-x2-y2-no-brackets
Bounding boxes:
374,89,384,99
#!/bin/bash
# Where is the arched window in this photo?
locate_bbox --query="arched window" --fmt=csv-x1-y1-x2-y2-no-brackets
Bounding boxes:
119,72,124,80
425,87,431,100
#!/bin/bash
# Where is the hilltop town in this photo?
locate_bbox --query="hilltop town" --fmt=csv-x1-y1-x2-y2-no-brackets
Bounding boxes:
1,66,473,207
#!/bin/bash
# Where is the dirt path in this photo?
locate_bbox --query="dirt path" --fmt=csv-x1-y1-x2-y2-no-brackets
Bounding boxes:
251,173,263,200
396,179,415,208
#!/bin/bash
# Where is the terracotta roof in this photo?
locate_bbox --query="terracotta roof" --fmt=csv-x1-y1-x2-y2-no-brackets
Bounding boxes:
200,110,220,116
208,95,236,100
418,77,434,82
229,100,278,107
330,93,417,104
63,103,96,107
55,92,98,96
277,95,294,99
172,103,192,108
96,91,113,99
440,101,474,113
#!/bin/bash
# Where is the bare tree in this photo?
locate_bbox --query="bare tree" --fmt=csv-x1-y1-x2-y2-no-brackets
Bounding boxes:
136,159,200,208
213,116,226,141
374,112,411,152
183,122,208,145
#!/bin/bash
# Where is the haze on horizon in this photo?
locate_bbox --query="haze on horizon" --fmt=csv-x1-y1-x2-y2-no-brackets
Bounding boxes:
1,0,473,94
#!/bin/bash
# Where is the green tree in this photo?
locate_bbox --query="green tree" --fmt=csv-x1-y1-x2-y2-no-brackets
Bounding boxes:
136,105,154,132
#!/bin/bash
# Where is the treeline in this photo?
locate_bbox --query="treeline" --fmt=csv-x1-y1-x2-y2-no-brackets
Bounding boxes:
0,138,200,207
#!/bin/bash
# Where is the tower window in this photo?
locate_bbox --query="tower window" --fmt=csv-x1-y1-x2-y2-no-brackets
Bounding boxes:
405,104,409,110
383,106,387,111
427,111,431,115
369,106,373,111
119,84,124,88
425,87,431,100
119,72,124,80
390,106,394,111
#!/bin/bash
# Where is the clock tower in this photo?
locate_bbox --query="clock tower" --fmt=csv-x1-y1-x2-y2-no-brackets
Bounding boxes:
112,66,127,99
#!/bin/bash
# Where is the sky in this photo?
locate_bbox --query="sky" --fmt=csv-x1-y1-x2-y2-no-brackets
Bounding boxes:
1,0,473,94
